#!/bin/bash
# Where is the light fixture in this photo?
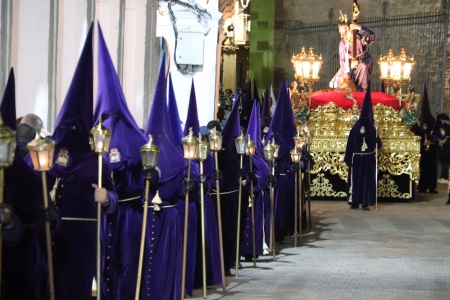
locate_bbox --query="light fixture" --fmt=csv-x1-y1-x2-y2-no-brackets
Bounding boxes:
140,135,160,169
234,0,250,46
245,135,256,157
235,131,248,155
263,142,275,161
182,128,199,160
0,116,16,168
209,127,222,152
291,46,323,93
27,131,56,300
293,127,304,149
378,48,415,100
90,117,112,154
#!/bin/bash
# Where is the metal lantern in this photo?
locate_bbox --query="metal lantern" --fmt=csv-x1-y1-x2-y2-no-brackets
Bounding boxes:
27,134,55,171
263,142,275,161
291,46,323,92
245,135,256,157
90,117,112,154
197,133,209,161
378,48,415,96
140,135,160,168
293,128,304,149
272,139,280,159
209,127,223,152
235,131,248,155
182,128,199,160
304,132,313,146
0,116,16,167
290,147,302,163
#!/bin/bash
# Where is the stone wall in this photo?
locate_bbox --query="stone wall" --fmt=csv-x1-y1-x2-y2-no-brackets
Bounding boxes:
249,0,449,115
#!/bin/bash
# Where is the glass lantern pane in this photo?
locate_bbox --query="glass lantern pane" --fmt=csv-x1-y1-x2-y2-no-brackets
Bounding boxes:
0,143,8,164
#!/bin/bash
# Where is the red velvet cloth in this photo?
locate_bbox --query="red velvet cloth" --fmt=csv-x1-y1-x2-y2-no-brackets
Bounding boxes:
310,89,403,110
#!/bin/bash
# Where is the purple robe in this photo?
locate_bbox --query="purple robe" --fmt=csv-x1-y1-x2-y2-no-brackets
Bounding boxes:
50,152,118,300
194,153,223,287
141,172,183,300
344,124,381,207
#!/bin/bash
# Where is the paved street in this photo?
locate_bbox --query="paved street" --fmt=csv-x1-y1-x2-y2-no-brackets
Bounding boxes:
191,183,450,299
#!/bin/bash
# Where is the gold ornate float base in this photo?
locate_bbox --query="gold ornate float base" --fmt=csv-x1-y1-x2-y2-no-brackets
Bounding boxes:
306,101,420,201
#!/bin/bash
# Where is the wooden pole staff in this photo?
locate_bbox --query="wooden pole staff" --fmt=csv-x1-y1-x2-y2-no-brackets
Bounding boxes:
235,154,244,277
135,179,150,299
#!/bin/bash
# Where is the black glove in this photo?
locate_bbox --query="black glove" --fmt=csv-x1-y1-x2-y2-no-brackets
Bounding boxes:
248,171,258,185
238,168,247,180
183,177,194,192
292,163,300,172
144,166,159,189
198,174,209,192
267,174,277,186
213,169,223,181
42,206,58,225
0,203,12,226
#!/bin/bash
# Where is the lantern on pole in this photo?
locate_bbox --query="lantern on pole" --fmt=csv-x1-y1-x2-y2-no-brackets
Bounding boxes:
234,131,247,276
196,133,208,298
135,135,160,299
181,128,198,300
290,146,302,248
89,117,111,300
208,128,226,291
0,116,16,294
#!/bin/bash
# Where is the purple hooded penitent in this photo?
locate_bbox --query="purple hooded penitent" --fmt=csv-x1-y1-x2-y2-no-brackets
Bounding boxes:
94,23,146,299
344,84,381,208
240,99,269,257
410,84,438,194
49,23,118,300
265,82,296,243
217,92,241,273
1,69,49,299
261,85,272,133
141,54,185,300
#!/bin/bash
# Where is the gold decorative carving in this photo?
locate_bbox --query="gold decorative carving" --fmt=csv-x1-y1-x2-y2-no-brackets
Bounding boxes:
310,173,347,198
377,174,413,199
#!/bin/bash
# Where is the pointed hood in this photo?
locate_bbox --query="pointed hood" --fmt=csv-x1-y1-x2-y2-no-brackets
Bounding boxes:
183,80,200,137
253,79,260,103
167,73,183,152
358,84,375,127
218,92,241,183
1,69,16,130
94,23,146,177
269,84,277,116
261,85,271,131
52,24,94,158
418,83,435,127
247,99,269,186
240,79,253,129
266,82,296,158
145,53,186,182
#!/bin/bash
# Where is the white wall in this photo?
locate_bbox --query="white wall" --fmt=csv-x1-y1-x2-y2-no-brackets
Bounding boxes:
7,0,220,132
156,0,221,128
12,0,50,131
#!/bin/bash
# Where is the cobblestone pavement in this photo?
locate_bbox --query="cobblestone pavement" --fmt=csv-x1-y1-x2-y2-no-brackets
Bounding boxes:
191,183,450,300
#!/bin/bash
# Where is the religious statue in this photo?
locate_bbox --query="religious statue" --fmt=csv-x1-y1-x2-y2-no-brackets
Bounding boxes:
329,7,375,92
402,85,419,126
289,80,310,124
